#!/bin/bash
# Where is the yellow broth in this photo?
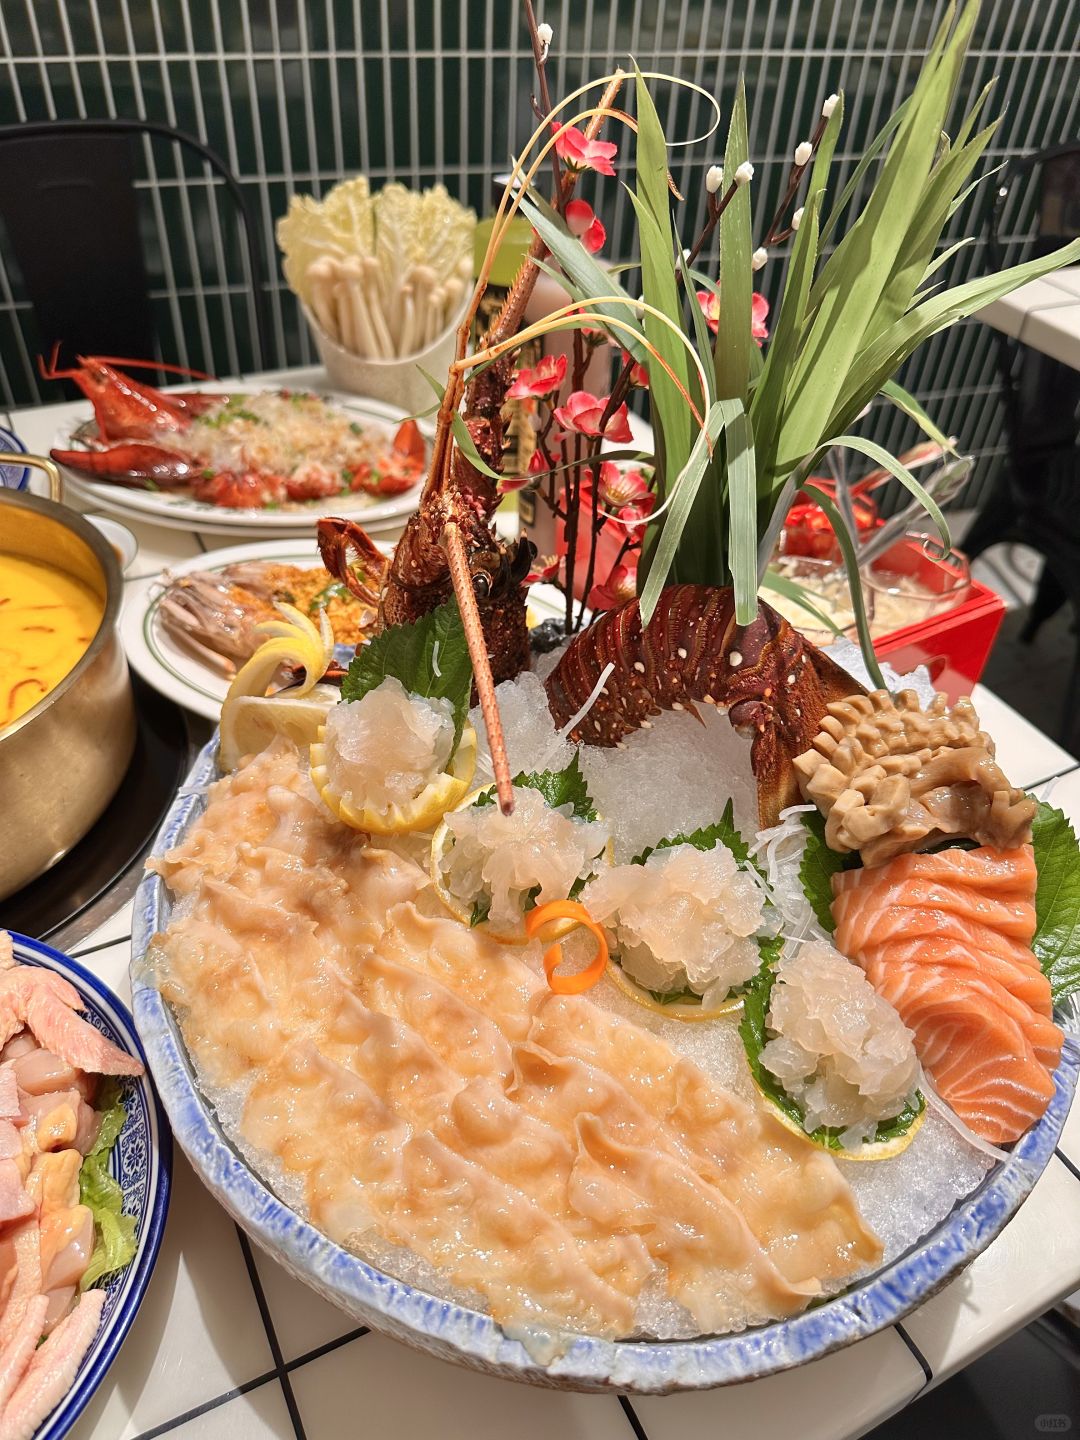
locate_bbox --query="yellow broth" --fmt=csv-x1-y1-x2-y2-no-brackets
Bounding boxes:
0,553,104,727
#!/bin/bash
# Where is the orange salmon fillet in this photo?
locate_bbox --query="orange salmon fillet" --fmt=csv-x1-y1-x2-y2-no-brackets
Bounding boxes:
831,845,1061,1144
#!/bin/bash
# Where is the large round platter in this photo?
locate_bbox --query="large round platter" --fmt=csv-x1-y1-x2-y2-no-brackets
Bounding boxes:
122,541,570,721
131,737,1079,1394
9,932,172,1437
54,387,428,537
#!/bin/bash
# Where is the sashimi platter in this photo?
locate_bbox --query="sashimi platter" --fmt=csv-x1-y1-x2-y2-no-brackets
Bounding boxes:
132,0,1080,1396
134,590,1080,1390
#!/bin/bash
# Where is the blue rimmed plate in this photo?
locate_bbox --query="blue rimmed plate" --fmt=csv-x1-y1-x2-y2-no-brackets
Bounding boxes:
130,739,1079,1394
8,933,172,1437
0,425,30,491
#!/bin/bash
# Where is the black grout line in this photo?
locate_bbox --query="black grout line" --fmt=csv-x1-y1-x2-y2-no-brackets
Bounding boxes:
285,1325,371,1372
234,1226,309,1440
132,1370,278,1439
69,933,133,960
618,1395,651,1440
894,1321,934,1389
1056,1148,1080,1185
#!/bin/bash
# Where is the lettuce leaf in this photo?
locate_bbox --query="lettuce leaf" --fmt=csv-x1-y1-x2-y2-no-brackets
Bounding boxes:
341,601,472,752
1031,800,1080,1005
79,1080,137,1291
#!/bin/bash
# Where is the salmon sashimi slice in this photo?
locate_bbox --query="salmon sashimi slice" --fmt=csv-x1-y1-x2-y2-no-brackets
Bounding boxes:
837,844,1039,895
868,960,1055,1144
862,935,1054,1022
830,845,1061,1144
833,874,1036,942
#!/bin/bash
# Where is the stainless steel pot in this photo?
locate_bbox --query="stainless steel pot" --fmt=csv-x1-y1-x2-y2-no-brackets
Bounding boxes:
0,459,135,901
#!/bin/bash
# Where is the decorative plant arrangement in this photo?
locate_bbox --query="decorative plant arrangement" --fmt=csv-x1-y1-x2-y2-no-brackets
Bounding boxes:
135,0,1080,1395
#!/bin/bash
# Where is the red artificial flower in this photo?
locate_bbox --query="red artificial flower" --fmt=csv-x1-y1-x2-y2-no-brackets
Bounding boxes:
623,351,649,388
588,562,637,612
527,553,562,585
506,352,567,401
751,292,770,344
553,125,618,177
499,445,556,493
565,198,606,254
553,390,634,443
696,289,771,347
597,462,650,512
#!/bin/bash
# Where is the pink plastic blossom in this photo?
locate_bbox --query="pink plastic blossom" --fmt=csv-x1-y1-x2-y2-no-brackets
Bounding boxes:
506,352,567,400
553,125,618,177
696,289,770,346
565,198,606,254
553,390,633,443
588,562,637,612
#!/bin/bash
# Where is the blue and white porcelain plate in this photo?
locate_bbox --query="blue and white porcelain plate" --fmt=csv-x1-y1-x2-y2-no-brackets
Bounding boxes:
0,425,30,491
131,739,1079,1394
8,933,171,1437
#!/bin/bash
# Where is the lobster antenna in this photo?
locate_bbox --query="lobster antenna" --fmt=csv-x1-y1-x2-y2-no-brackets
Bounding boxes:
444,521,514,815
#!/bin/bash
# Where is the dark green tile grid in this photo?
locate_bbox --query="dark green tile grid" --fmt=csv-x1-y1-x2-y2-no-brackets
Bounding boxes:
0,0,1077,507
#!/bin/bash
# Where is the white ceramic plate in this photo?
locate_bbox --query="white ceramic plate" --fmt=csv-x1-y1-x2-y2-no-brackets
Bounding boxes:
122,537,570,720
54,386,427,537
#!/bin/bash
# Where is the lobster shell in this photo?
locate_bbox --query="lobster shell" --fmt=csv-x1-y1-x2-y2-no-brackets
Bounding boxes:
544,585,863,828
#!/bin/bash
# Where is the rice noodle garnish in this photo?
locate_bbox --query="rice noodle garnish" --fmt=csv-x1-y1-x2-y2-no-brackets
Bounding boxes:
918,1069,1013,1164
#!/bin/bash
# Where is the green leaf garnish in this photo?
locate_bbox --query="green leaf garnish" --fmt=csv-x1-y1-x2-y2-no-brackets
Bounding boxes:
474,753,597,822
796,809,858,933
79,1080,137,1289
1031,800,1080,1006
633,798,754,868
739,945,924,1151
469,894,492,928
341,601,472,752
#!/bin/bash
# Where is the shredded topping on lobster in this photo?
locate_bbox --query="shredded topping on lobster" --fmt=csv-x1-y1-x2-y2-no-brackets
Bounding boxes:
793,688,1036,866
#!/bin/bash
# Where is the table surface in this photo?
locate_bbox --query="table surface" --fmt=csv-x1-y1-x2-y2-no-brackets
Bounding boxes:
977,265,1080,369
6,370,1080,1440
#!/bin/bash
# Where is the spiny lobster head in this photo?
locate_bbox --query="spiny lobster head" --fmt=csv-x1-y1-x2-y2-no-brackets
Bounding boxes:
459,529,535,606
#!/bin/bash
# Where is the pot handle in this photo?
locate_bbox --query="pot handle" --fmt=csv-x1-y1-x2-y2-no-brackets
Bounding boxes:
0,452,62,503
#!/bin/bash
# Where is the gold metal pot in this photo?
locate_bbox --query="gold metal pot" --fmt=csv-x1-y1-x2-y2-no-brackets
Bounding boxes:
0,458,135,901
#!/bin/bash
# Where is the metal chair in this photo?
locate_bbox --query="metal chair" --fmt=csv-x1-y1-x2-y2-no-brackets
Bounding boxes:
963,143,1080,751
0,119,271,402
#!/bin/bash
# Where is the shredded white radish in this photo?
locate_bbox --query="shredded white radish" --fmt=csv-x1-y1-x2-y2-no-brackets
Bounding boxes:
534,662,615,773
431,640,442,678
918,1070,1013,1165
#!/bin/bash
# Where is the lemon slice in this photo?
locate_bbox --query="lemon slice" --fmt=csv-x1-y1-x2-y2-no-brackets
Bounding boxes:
220,682,341,773
219,603,335,771
429,787,613,943
753,1080,927,1162
604,959,745,1022
311,721,477,835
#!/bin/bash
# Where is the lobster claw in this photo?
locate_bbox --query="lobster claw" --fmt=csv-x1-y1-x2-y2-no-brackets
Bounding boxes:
316,517,388,607
391,419,425,465
50,443,196,488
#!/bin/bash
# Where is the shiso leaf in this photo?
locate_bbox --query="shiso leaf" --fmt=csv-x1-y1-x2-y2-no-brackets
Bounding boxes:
79,1080,137,1289
739,944,925,1151
341,601,472,752
633,798,755,868
474,753,598,822
1031,800,1080,1005
797,809,859,932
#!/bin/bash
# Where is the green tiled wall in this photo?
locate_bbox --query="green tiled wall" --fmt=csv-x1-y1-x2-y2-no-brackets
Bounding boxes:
1,0,1077,501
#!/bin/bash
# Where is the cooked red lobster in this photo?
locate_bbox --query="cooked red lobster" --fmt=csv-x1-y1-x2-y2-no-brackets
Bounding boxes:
45,352,426,508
